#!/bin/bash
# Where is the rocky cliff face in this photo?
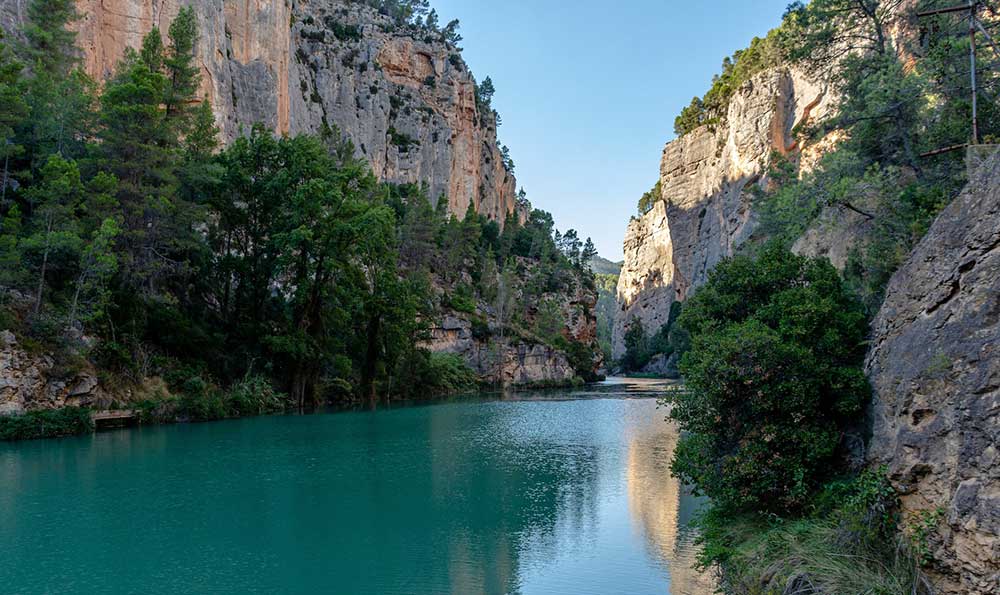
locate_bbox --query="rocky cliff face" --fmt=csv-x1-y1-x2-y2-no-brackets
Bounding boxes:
0,0,518,221
866,153,1000,595
613,67,834,357
426,272,600,386
0,330,106,414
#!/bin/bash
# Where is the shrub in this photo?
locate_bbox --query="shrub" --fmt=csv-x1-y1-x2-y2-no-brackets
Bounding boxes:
444,284,476,314
697,469,932,595
226,374,287,416
324,18,361,42
665,243,869,513
394,350,478,399
0,408,94,441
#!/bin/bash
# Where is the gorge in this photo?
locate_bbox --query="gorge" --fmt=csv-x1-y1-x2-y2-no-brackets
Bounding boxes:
1,1,998,594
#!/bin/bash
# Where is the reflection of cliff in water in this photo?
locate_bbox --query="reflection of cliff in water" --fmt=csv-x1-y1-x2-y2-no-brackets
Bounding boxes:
626,414,715,595
428,401,603,594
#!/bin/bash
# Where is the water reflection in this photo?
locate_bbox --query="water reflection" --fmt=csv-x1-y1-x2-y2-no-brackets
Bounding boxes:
625,399,715,595
0,378,713,595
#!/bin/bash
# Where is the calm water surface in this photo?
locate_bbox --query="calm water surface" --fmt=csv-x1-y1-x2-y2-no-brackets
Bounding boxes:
0,378,713,595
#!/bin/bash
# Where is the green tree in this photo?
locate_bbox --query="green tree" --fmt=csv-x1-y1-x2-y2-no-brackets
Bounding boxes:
17,0,94,171
0,30,28,203
636,181,661,216
621,318,649,372
21,155,84,314
164,7,201,131
96,37,181,291
20,0,79,75
67,217,120,333
666,244,869,513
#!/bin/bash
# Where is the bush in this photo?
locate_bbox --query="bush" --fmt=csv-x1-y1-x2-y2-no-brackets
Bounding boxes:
226,374,287,416
394,349,478,399
697,469,932,595
665,243,869,513
0,407,94,441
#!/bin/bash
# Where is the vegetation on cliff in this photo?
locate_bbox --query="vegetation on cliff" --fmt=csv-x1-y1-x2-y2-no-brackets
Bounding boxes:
662,0,998,590
0,0,599,432
666,245,869,512
665,245,932,593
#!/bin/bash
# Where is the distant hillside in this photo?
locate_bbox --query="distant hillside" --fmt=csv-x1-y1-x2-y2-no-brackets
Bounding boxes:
589,256,623,276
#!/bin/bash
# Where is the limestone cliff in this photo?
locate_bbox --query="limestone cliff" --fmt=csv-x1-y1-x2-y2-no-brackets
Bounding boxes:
426,265,600,387
0,330,105,414
0,0,519,221
865,153,1000,595
613,67,834,357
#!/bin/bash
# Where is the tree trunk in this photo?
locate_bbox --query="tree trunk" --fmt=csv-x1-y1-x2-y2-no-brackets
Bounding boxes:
33,216,53,315
361,314,381,409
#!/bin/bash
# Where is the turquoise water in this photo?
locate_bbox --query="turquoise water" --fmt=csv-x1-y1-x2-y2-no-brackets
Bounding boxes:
0,379,712,595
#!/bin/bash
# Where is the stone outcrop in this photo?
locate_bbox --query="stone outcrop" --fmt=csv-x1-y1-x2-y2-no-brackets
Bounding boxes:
0,330,106,414
426,269,600,386
613,67,834,357
866,153,1000,595
426,315,577,386
0,0,519,221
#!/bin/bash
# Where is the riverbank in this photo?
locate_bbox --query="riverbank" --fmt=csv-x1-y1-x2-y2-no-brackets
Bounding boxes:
0,373,606,442
0,387,709,594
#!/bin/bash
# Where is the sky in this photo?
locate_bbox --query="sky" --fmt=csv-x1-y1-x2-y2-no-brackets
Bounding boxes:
431,0,792,261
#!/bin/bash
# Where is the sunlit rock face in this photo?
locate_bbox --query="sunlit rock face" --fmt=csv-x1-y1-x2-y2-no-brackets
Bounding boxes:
0,0,518,222
866,153,1000,595
612,67,833,358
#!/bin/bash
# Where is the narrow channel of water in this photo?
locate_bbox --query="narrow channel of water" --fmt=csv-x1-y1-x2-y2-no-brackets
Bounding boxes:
0,378,713,595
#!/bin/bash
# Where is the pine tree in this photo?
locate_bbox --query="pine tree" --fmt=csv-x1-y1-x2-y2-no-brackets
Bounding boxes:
582,238,598,267
20,0,79,75
97,38,178,291
164,7,201,131
0,31,28,203
17,0,94,170
21,155,84,314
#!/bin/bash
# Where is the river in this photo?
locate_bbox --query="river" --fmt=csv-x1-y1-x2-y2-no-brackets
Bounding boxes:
0,378,714,595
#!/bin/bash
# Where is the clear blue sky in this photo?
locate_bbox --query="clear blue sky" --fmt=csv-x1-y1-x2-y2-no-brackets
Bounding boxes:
431,0,791,261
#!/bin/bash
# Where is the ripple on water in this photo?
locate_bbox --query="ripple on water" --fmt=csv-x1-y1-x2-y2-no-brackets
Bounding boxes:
0,378,713,595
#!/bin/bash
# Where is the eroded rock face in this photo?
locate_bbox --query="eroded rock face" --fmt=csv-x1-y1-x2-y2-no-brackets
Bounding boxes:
613,201,675,358
425,266,600,386
0,0,518,221
866,153,1000,595
0,330,106,414
613,67,833,358
425,315,576,386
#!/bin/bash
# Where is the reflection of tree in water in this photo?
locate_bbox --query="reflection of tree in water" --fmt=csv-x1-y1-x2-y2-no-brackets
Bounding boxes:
427,402,604,595
626,416,716,595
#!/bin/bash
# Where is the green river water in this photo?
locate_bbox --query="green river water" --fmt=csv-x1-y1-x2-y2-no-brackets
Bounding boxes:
0,378,713,595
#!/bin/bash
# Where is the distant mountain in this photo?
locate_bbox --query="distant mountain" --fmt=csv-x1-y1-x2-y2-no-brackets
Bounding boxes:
589,256,623,276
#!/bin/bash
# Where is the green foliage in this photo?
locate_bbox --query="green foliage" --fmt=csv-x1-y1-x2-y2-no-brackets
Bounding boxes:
696,469,931,595
619,302,682,373
351,0,431,26
756,0,974,314
665,244,869,513
636,181,661,216
0,0,599,418
594,273,618,363
326,19,363,42
388,126,420,151
393,350,478,399
225,374,288,417
673,30,787,136
0,407,93,441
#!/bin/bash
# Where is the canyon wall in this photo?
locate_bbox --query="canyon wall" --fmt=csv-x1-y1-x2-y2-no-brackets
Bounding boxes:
426,265,600,386
0,0,519,221
612,67,834,357
866,153,1000,595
